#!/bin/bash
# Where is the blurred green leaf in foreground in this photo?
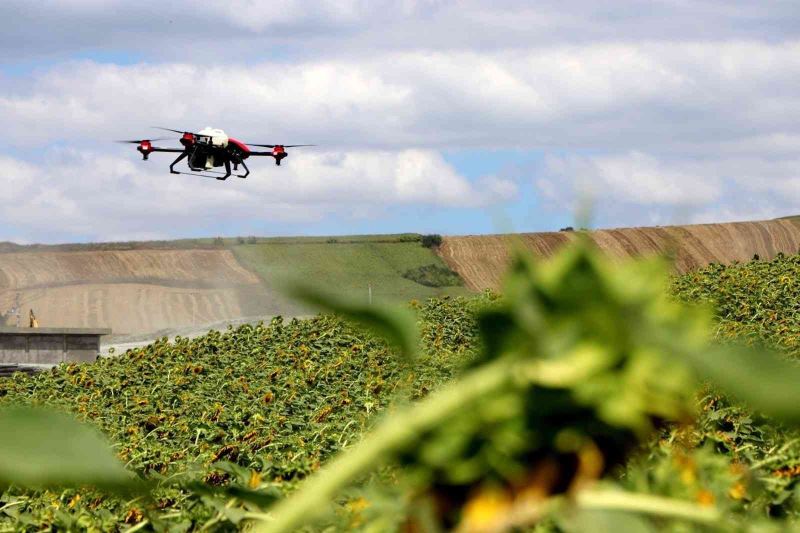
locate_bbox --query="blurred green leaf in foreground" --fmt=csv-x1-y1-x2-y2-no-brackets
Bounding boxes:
0,407,137,492
267,237,800,532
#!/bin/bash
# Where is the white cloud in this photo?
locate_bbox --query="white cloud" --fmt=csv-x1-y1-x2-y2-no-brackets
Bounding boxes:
689,206,789,225
2,1,798,62
543,151,719,206
536,151,800,227
0,148,513,242
2,41,798,155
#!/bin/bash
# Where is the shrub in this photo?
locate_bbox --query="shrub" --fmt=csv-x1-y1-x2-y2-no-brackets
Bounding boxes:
421,234,442,249
402,264,462,287
213,237,224,246
247,236,257,244
560,226,574,232
236,236,246,245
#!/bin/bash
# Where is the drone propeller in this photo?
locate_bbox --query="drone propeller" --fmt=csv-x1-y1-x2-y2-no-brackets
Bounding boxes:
153,126,192,135
246,143,316,148
153,126,214,138
115,138,171,144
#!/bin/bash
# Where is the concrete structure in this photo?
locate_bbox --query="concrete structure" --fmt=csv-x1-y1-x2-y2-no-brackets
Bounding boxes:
0,327,111,365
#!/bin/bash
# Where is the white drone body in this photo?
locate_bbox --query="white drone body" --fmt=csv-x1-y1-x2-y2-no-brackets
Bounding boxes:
195,127,228,168
196,127,228,147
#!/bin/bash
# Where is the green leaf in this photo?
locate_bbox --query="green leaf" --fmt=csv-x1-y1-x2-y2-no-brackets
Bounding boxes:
0,407,139,492
286,283,418,360
680,345,800,423
474,309,516,363
186,481,281,508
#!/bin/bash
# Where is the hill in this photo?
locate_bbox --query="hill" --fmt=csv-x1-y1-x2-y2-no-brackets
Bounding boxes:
438,217,800,290
0,249,268,337
0,235,466,338
231,238,468,306
3,217,800,338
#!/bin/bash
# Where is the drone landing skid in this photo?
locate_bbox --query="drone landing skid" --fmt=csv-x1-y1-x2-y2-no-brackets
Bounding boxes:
170,171,249,180
169,156,249,180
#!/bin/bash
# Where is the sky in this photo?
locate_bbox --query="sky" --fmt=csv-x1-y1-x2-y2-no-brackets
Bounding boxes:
0,1,798,243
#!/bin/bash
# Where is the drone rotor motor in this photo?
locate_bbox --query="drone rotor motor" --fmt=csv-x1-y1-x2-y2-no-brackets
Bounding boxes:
137,140,153,160
272,145,288,166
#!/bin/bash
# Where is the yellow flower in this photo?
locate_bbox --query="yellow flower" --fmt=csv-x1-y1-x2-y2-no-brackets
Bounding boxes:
346,497,369,513
460,488,512,533
345,497,370,529
68,494,81,508
696,490,715,507
729,482,747,501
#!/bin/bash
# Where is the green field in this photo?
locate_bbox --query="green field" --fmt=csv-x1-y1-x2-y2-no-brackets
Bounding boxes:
231,239,470,307
6,245,800,530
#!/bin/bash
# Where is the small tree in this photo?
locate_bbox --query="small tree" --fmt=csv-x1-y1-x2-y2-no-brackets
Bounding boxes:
247,236,258,244
236,236,246,245
421,234,442,249
213,237,225,247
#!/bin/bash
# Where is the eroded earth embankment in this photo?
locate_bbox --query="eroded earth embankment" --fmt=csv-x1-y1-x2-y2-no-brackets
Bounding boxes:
438,218,800,291
0,249,270,336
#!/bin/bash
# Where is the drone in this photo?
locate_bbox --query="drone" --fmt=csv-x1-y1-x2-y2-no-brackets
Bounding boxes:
117,127,313,180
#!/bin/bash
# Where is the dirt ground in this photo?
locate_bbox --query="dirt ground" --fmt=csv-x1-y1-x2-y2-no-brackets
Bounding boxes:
0,249,271,336
438,218,800,291
0,249,259,288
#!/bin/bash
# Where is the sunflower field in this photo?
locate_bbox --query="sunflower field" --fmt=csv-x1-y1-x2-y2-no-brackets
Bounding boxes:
2,243,800,531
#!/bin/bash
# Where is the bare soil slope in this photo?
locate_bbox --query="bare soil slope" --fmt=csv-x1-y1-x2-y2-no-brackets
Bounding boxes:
0,249,258,288
0,250,268,336
439,218,800,291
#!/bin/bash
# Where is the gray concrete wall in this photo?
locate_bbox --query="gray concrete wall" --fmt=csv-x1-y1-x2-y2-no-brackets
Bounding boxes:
0,327,111,365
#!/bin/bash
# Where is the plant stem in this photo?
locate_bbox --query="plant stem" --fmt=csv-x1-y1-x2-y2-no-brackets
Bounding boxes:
122,519,150,533
254,358,515,533
576,488,722,524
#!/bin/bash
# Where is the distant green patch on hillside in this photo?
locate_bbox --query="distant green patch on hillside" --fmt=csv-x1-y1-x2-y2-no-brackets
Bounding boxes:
232,239,470,306
237,233,422,245
402,263,463,287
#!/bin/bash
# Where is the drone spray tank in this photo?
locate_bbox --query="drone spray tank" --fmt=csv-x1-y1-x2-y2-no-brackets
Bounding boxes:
190,127,229,169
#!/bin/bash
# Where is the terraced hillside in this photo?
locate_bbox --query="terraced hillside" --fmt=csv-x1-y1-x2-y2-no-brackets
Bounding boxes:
0,236,466,338
439,217,800,291
0,249,269,337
